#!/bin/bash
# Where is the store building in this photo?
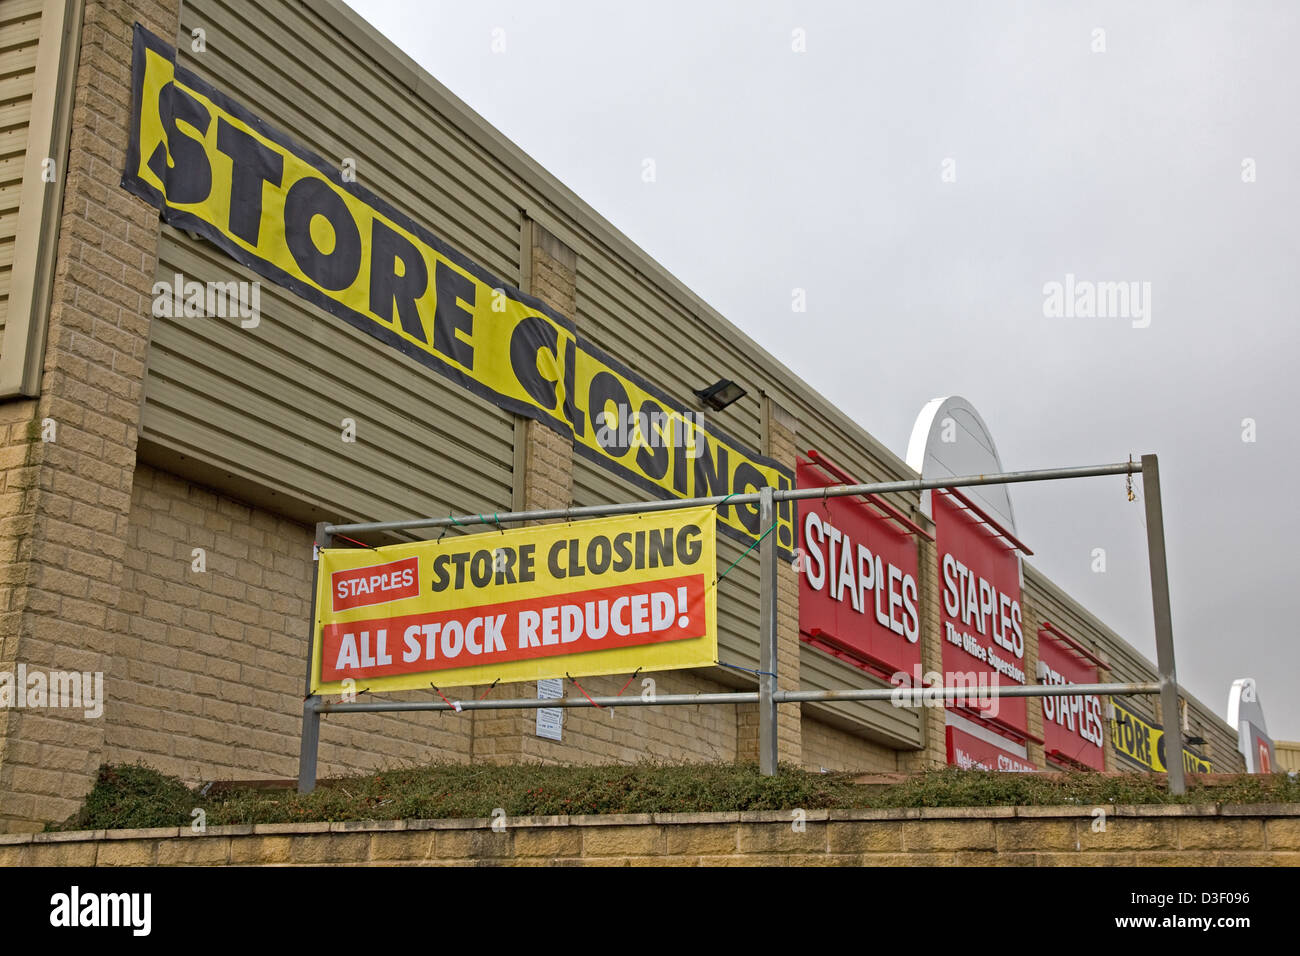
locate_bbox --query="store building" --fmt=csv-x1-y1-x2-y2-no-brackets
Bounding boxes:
0,0,1243,830
1276,742,1300,774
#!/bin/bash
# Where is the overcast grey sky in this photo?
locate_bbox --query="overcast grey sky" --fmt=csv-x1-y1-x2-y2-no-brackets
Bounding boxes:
349,0,1300,738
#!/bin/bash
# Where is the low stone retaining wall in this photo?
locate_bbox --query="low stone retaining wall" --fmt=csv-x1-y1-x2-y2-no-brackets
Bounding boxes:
5,804,1298,865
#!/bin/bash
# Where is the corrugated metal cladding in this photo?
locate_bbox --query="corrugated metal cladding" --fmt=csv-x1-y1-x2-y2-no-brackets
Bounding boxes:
143,0,925,747
0,0,43,345
1276,741,1300,773
142,0,540,529
1024,565,1243,770
574,252,923,747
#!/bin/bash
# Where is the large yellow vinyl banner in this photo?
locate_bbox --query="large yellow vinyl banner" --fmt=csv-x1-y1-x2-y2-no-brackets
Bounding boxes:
122,25,794,556
311,508,717,694
1110,700,1212,774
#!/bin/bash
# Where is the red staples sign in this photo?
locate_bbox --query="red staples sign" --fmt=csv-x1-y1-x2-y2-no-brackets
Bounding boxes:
1038,627,1106,771
331,557,420,612
934,492,1028,738
946,726,1036,773
797,461,921,678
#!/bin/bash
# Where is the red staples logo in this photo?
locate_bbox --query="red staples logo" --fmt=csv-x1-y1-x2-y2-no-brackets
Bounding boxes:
332,557,420,612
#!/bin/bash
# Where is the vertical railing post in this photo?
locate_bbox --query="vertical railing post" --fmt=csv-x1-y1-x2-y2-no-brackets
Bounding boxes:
298,522,330,794
758,486,778,775
1140,455,1186,796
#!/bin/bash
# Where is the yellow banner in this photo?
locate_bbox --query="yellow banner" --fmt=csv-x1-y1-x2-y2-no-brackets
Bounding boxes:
122,25,794,555
1110,701,1212,774
310,508,717,693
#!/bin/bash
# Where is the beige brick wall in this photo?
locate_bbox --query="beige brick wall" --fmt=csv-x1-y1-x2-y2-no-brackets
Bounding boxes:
801,718,897,773
734,701,759,763
0,399,40,637
107,465,474,783
0,399,43,816
494,670,740,765
899,511,947,770
0,0,183,830
1023,598,1046,768
6,804,1295,866
767,399,801,765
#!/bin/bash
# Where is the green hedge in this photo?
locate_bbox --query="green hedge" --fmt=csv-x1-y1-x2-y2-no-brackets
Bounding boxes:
56,762,1300,832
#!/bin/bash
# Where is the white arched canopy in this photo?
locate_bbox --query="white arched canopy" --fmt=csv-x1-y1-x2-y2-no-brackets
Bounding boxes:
906,395,1017,534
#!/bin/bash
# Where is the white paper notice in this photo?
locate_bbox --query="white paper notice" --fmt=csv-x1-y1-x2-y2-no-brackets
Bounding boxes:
536,678,563,741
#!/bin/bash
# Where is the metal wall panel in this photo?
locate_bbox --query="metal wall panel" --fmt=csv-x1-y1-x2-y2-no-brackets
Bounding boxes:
0,0,42,343
181,0,522,280
575,253,764,453
1276,741,1300,773
142,0,535,527
148,231,516,525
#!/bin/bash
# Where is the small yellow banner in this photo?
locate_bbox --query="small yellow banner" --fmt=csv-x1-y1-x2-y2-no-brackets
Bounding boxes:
311,508,718,694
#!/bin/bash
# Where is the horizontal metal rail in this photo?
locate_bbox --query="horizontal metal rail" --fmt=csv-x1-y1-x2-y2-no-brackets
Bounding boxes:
325,461,1140,536
317,691,761,714
311,681,1162,715
777,681,1161,704
298,457,1186,796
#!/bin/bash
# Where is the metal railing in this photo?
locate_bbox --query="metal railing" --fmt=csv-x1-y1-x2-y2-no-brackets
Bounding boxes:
298,455,1188,795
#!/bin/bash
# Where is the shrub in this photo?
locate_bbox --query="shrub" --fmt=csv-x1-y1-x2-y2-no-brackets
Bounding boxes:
55,762,1300,831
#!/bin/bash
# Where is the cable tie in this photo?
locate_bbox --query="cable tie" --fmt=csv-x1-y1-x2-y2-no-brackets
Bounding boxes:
566,672,602,708
430,682,462,712
715,660,775,679
437,513,464,543
712,521,777,587
616,667,643,697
